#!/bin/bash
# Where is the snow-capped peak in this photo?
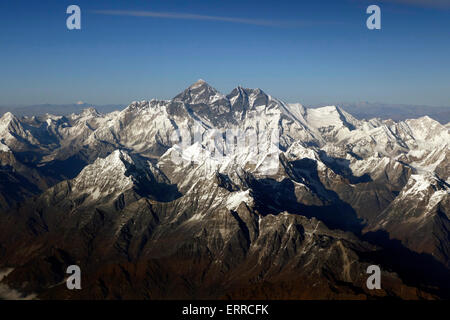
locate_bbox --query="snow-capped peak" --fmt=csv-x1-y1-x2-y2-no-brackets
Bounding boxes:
71,150,143,200
0,112,17,127
81,107,100,117
173,80,224,105
75,150,134,180
305,105,358,131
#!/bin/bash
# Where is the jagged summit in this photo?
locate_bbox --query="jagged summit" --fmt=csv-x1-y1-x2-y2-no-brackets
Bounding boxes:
80,107,100,116
0,112,18,127
173,80,271,109
69,149,179,202
0,82,449,301
227,86,267,99
73,149,137,193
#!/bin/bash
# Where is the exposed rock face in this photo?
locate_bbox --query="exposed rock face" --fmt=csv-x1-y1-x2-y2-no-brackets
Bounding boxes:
0,81,448,299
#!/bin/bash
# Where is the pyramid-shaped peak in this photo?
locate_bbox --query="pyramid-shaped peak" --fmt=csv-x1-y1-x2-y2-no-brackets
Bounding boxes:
81,150,135,175
71,149,147,200
174,80,224,104
0,111,17,122
186,79,218,92
0,111,21,129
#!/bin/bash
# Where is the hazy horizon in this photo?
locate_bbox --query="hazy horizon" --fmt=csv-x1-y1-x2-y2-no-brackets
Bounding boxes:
1,79,450,109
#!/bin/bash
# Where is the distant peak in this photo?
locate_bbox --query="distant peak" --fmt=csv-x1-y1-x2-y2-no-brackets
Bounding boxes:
230,86,266,97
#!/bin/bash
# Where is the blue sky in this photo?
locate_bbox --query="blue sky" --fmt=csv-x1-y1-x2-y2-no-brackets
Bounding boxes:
0,0,449,106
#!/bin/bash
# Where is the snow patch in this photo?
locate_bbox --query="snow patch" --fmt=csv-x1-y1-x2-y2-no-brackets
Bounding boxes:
0,141,10,152
226,190,252,211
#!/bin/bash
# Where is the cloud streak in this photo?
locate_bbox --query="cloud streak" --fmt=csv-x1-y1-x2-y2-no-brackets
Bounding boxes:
92,10,322,27
360,0,450,9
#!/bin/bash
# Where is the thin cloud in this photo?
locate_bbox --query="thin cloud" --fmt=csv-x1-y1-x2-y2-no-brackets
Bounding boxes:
92,10,326,28
359,0,450,9
386,0,450,8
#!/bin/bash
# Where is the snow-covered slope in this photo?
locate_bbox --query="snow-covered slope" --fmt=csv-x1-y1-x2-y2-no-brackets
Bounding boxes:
0,80,448,299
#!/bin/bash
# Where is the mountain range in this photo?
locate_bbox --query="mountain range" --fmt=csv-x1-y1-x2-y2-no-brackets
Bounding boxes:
312,102,450,125
0,80,448,299
0,103,123,118
2,100,449,125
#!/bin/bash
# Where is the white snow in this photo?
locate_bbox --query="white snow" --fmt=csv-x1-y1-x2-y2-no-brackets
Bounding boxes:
305,106,343,129
226,190,252,210
0,141,10,152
